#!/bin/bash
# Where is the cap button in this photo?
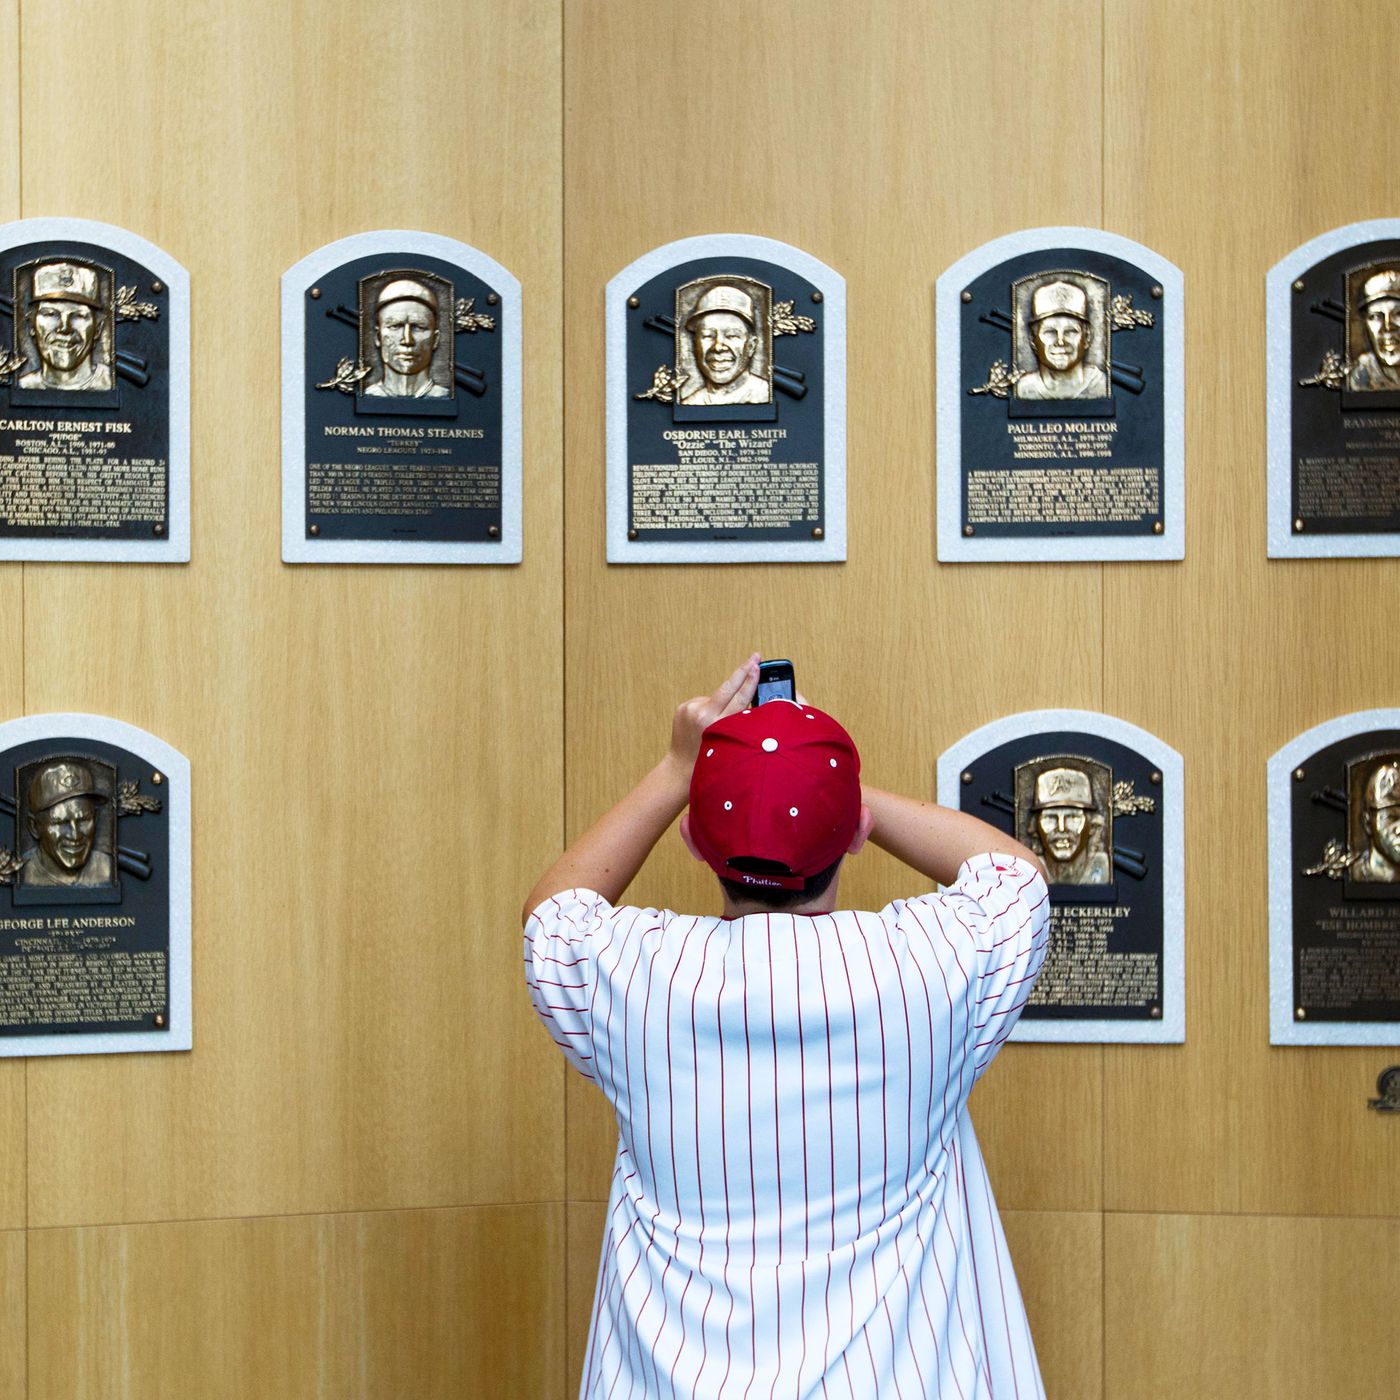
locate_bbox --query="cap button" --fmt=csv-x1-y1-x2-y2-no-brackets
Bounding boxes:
761,738,778,752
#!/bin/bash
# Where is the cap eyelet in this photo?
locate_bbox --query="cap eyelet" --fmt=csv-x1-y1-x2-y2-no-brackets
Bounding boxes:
723,801,732,811
789,807,799,817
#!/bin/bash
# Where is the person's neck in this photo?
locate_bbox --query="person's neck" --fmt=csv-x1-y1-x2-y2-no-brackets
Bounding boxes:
720,881,841,920
381,366,430,395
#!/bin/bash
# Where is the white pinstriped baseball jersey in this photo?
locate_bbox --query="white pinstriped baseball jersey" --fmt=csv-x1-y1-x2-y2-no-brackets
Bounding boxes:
526,853,1051,1399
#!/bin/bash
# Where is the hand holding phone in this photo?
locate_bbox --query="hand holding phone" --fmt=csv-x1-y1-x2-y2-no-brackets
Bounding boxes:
756,658,796,706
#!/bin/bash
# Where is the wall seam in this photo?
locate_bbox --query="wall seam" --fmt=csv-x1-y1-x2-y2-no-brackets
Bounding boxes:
559,0,571,1393
1099,3,1109,1398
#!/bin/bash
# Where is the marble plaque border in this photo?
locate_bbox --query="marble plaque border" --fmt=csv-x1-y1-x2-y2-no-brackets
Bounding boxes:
0,713,191,1058
936,226,1185,563
281,229,522,565
0,218,190,562
937,708,1185,1043
1266,219,1400,559
1267,709,1400,1045
605,234,846,564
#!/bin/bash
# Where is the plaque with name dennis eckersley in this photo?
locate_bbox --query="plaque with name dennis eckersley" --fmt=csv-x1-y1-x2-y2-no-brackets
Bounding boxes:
937,227,1184,563
606,234,846,563
1267,220,1400,557
938,709,1184,1044
0,714,190,1058
282,230,521,564
0,218,189,561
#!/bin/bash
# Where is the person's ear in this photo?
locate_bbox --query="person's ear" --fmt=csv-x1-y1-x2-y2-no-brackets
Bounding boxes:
679,813,707,863
846,804,875,856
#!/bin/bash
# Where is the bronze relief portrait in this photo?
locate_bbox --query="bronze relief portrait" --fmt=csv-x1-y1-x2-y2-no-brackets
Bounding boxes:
1014,755,1113,885
1012,271,1111,402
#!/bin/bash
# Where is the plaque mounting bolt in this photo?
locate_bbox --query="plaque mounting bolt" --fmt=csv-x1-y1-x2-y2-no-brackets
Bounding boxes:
1151,285,1163,300
1294,767,1305,781
963,524,975,537
1150,770,1162,785
486,292,498,306
151,281,164,294
310,287,322,300
961,290,972,304
961,771,973,785
1296,1007,1307,1020
1293,279,1305,293
309,524,321,537
627,296,640,309
152,523,164,537
1294,518,1305,532
151,772,163,786
1152,520,1164,535
627,528,639,541
811,291,823,304
1150,1005,1161,1019
812,526,825,540
153,1013,166,1029
487,524,500,539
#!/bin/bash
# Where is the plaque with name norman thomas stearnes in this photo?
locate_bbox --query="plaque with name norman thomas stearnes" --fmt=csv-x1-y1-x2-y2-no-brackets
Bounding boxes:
606,234,845,563
0,218,189,561
938,710,1184,1043
937,227,1183,562
1267,220,1400,556
282,231,521,564
1268,711,1400,1045
0,714,190,1058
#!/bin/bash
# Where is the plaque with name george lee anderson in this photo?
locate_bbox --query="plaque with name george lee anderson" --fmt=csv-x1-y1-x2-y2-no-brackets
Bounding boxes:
282,231,521,564
1267,220,1400,556
0,714,190,1057
606,235,845,563
1268,712,1400,1045
938,710,1184,1043
0,218,189,561
937,227,1184,562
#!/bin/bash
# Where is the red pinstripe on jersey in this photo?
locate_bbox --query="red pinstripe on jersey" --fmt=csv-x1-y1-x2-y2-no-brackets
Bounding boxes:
526,854,1050,1399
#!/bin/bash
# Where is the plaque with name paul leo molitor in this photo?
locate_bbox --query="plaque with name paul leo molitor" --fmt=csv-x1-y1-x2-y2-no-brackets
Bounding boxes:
938,710,1184,1043
0,714,190,1057
0,218,189,561
1268,711,1400,1044
606,234,845,563
937,227,1183,562
282,230,521,564
1267,220,1400,557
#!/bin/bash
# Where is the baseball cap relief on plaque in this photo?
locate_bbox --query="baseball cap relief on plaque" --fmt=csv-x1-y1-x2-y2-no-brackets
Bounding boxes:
936,227,1184,562
938,710,1184,1044
1267,220,1400,556
606,234,846,563
0,714,190,1058
282,230,522,564
1268,712,1400,1045
0,218,189,561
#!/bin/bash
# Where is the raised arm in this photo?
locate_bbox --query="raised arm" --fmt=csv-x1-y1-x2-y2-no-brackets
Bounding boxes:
861,787,1046,887
521,654,760,925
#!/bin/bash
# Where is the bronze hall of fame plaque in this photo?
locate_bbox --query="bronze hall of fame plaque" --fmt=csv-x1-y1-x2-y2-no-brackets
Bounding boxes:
0,219,189,562
1269,711,1400,1045
0,714,190,1058
938,710,1184,1043
606,235,846,563
282,231,521,565
937,227,1184,562
1267,220,1400,557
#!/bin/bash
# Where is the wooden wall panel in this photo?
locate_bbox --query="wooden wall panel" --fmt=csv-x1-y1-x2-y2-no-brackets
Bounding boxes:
18,0,565,1228
1102,0,1400,1218
27,1204,565,1400
0,1230,24,1400
1105,1213,1400,1400
567,1200,605,1394
563,0,1106,1213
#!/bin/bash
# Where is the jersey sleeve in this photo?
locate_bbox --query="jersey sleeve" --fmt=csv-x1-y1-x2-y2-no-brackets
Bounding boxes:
938,853,1052,1078
523,888,617,1084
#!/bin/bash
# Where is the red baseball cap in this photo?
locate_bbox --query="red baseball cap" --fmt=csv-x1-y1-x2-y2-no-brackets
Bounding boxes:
688,701,862,889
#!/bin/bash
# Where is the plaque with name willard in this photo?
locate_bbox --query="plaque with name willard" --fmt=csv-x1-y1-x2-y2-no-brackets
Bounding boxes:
1267,220,1400,556
0,218,189,561
282,231,521,564
1268,711,1400,1044
0,714,190,1057
937,227,1184,562
938,710,1184,1043
606,234,846,563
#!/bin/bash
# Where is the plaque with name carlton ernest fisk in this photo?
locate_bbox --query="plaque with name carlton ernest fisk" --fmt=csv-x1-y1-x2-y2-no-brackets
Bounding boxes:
1268,711,1400,1045
938,710,1184,1043
0,218,189,561
606,234,845,563
0,714,190,1058
1267,220,1400,557
282,230,521,564
937,227,1183,562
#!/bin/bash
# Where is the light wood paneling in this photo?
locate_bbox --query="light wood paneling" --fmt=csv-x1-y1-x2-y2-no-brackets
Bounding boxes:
567,1200,606,1394
1106,1212,1400,1400
27,1203,564,1400
562,0,1106,1212
1102,0,1400,1217
19,0,565,1228
0,1069,20,1230
1003,1210,1103,1400
0,1230,24,1400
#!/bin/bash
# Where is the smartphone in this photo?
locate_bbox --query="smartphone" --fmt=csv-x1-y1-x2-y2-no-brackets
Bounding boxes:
755,658,796,706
